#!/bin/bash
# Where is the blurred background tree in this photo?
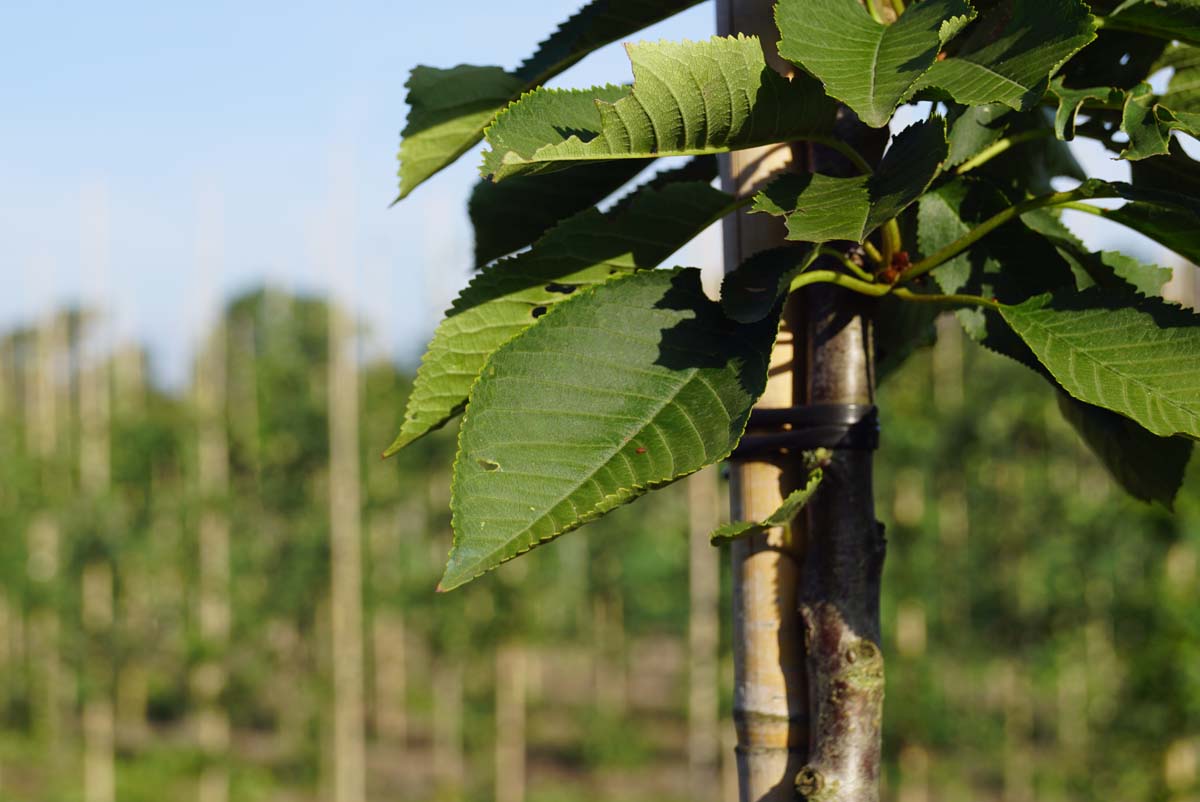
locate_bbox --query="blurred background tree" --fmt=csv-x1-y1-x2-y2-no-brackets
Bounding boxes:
0,285,1197,802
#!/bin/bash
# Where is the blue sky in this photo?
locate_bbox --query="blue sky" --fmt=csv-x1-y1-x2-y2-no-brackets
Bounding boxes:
1,1,718,385
0,1,1167,386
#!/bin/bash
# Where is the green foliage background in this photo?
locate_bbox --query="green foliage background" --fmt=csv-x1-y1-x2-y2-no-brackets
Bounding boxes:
0,289,1196,800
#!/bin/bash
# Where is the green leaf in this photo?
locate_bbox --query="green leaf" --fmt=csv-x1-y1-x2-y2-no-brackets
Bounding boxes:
919,179,1075,339
1131,138,1200,198
1102,0,1200,48
512,0,707,84
1102,205,1200,265
442,268,780,589
752,118,948,243
1058,29,1167,90
1121,82,1200,159
916,0,1096,111
922,183,1193,504
396,0,705,199
774,0,974,128
710,469,823,544
875,292,942,383
1050,77,1125,140
999,287,1200,439
482,35,838,181
720,246,819,323
1156,43,1200,111
1056,392,1192,508
398,66,525,200
385,181,731,455
1020,208,1173,295
946,103,1010,167
468,155,718,268
469,161,654,267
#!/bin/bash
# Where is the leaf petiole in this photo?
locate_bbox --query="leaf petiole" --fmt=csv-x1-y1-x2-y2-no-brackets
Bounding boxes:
788,269,892,297
818,247,875,282
900,186,1124,282
955,128,1054,175
807,136,875,175
891,287,1001,309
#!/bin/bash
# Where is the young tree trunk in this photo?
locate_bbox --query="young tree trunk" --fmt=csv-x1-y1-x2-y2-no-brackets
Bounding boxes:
194,325,231,802
687,468,722,802
327,304,367,802
794,285,884,802
720,2,884,800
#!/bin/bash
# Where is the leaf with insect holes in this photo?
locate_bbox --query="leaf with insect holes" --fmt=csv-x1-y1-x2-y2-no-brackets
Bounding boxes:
1049,78,1125,140
396,0,705,199
710,469,823,544
915,0,1095,111
775,0,974,128
752,118,948,244
385,179,731,456
1000,287,1200,440
441,268,779,589
481,35,837,181
1121,82,1200,160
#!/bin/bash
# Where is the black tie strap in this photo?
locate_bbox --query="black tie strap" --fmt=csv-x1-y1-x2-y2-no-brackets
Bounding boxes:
731,403,879,460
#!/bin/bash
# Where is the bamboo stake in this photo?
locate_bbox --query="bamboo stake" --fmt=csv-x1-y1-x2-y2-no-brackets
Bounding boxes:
194,323,231,802
27,312,67,751
431,657,465,796
80,321,115,802
687,468,722,802
328,303,367,802
717,2,809,798
369,511,408,745
494,644,527,802
81,561,115,802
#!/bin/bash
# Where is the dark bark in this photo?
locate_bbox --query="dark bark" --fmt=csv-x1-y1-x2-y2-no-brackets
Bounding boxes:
793,124,887,802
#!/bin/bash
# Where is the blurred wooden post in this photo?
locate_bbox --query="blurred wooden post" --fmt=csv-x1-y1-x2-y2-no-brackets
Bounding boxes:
194,324,231,802
328,303,367,802
432,657,465,795
26,313,67,752
688,468,722,802
80,323,115,802
369,511,409,745
113,346,151,743
495,644,527,802
717,1,809,798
